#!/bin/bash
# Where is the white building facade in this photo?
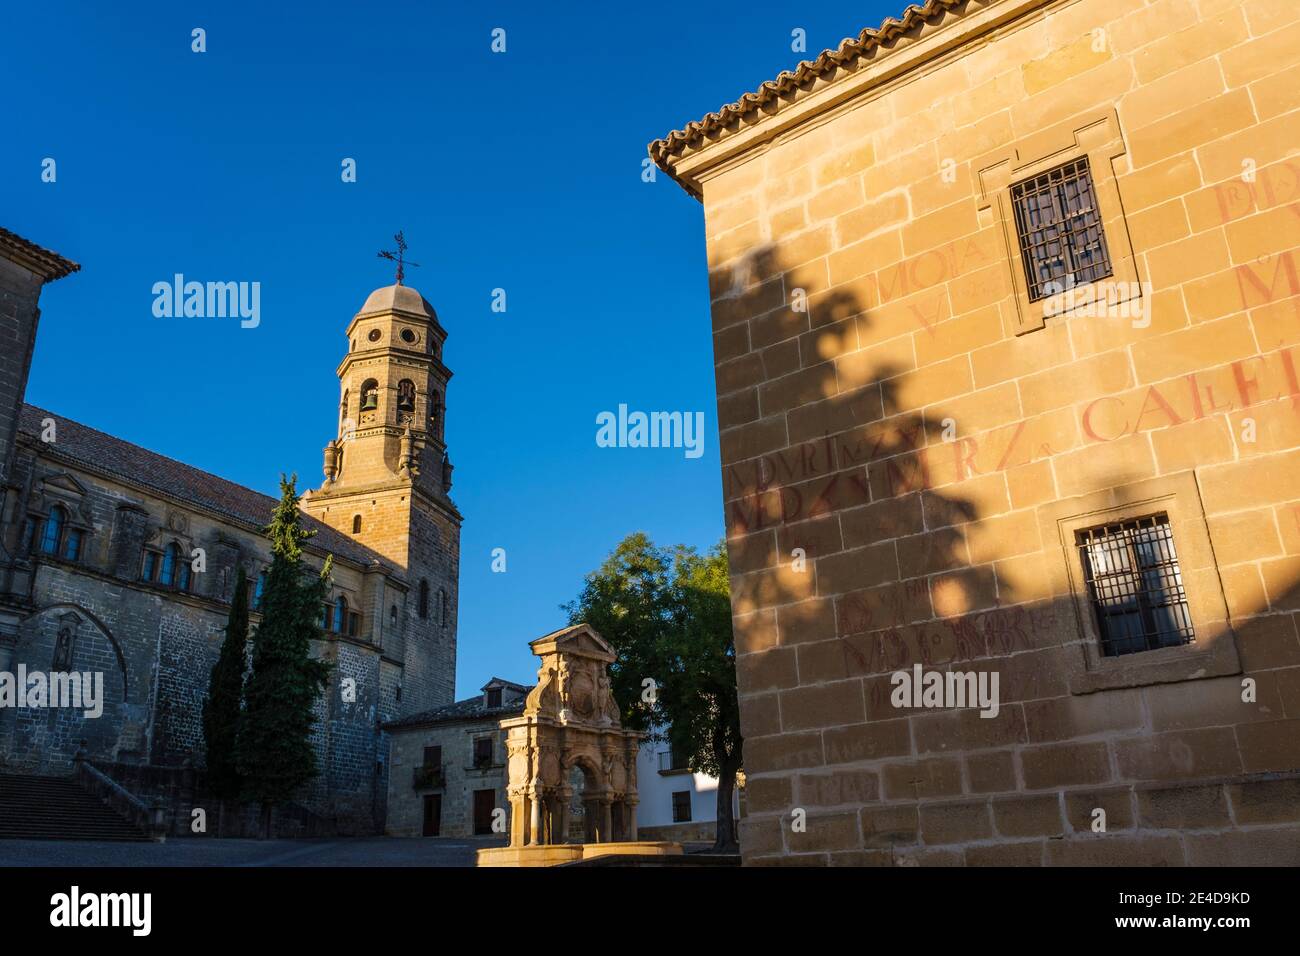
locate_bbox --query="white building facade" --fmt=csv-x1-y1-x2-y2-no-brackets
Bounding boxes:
635,737,742,844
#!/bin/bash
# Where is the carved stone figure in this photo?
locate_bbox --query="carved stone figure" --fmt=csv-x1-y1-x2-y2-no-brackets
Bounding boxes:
52,626,75,672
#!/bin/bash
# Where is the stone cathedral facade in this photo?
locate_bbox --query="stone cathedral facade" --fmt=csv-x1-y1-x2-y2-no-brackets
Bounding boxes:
0,226,461,835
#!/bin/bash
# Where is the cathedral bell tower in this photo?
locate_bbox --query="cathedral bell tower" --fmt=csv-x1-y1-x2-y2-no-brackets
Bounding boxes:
322,283,451,493
300,279,461,712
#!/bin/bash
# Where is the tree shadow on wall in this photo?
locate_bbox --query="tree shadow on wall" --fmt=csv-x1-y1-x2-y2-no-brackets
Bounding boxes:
710,240,1300,861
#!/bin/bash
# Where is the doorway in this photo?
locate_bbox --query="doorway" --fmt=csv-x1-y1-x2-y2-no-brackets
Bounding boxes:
473,789,496,835
422,794,441,837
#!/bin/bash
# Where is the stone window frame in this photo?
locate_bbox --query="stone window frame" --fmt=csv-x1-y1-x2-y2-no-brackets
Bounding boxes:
471,734,495,769
27,491,92,564
976,107,1143,336
1038,471,1241,694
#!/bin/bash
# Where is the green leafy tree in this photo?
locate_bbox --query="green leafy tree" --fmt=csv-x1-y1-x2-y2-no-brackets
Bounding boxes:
564,532,742,851
202,564,249,834
236,475,333,837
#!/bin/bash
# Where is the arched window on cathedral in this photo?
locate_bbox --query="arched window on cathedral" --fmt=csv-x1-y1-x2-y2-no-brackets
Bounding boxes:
178,550,192,591
418,580,429,619
397,379,416,413
254,570,267,609
360,379,380,411
340,389,349,426
390,604,398,627
40,505,65,555
161,543,179,587
352,514,362,534
333,596,347,633
440,588,449,628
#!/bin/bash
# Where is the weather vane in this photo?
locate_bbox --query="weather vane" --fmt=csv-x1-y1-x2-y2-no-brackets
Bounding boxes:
378,231,420,286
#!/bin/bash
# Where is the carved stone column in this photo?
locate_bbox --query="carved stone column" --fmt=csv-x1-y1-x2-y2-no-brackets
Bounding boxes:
507,789,526,848
527,788,541,845
600,798,613,843
626,797,639,841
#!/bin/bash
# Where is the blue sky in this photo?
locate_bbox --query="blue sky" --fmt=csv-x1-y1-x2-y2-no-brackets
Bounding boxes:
2,0,897,694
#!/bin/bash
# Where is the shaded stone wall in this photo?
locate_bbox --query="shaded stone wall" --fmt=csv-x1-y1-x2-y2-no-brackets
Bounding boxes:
0,257,42,491
0,442,413,834
386,717,509,838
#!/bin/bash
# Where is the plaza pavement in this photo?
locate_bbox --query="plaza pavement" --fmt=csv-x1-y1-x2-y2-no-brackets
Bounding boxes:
0,835,505,867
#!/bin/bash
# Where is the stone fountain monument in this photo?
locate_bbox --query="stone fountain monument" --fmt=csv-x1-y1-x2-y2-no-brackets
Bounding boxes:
476,624,683,866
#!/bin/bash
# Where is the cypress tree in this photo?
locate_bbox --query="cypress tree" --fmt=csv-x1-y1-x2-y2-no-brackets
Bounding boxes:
236,475,333,838
202,564,249,835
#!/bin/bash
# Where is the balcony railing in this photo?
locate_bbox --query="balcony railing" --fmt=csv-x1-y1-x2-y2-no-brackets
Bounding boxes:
412,764,445,790
658,750,690,774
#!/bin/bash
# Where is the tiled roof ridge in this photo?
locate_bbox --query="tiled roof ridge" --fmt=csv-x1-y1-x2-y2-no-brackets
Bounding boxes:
385,688,535,729
0,226,80,280
647,0,970,190
484,675,531,691
18,403,388,571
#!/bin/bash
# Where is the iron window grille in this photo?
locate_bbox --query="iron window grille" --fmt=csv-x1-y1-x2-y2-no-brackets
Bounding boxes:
1010,156,1113,302
671,790,692,823
1076,514,1195,657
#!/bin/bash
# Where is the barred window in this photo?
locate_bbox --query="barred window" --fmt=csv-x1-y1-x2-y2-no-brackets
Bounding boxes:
1077,514,1194,657
672,790,692,824
1011,157,1113,302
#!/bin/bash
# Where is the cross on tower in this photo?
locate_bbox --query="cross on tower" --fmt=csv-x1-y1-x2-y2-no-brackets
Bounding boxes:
378,231,420,286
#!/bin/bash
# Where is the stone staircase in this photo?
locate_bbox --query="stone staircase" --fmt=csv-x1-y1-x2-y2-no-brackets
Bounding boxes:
0,772,149,841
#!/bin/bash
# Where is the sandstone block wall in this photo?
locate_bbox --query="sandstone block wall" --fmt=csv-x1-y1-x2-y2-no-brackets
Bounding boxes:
690,0,1300,864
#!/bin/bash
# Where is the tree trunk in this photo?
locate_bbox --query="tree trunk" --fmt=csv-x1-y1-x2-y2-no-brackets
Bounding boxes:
260,802,273,840
713,753,741,852
217,799,225,839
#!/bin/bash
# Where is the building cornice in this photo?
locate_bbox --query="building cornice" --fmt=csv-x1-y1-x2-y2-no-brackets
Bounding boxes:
648,0,1059,199
0,226,80,281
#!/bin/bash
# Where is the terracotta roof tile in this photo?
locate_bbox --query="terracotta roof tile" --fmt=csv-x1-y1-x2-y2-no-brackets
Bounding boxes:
0,226,80,281
19,404,387,571
385,690,531,730
648,0,968,196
